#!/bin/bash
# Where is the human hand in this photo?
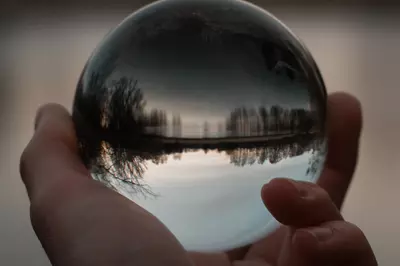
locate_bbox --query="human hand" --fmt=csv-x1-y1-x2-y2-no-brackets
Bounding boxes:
20,92,377,266
20,104,194,266
191,92,377,266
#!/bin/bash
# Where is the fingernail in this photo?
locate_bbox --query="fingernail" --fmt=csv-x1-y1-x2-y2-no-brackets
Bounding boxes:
302,227,333,242
284,178,309,198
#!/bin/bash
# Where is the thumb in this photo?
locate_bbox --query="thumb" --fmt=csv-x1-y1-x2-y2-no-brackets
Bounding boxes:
277,221,377,266
20,103,89,202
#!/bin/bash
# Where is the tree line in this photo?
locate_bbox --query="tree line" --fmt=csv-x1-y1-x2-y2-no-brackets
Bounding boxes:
72,73,323,196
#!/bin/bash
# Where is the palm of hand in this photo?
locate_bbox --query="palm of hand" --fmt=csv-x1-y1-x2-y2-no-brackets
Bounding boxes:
20,93,377,266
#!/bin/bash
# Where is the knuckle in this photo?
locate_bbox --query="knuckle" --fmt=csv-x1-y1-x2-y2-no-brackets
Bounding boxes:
319,221,376,265
343,222,368,241
329,221,369,248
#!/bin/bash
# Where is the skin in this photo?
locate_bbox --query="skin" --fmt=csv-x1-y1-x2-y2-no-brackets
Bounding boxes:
20,92,378,266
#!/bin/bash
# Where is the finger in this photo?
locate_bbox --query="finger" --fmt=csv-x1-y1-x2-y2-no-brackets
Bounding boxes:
262,178,342,228
288,221,377,266
236,93,360,262
318,92,363,209
20,103,89,202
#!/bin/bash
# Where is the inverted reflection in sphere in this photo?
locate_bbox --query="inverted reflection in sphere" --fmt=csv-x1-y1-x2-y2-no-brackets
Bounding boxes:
72,0,328,252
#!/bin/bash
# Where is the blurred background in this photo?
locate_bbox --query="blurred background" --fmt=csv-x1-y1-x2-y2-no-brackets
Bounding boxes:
1,0,399,265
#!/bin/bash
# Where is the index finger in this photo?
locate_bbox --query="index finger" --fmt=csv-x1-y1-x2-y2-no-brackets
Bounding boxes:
317,92,363,209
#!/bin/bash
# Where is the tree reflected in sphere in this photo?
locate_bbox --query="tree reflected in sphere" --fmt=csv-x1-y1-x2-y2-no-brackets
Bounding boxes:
72,0,327,252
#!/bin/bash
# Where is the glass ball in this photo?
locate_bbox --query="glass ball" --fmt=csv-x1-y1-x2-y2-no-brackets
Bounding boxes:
72,0,327,252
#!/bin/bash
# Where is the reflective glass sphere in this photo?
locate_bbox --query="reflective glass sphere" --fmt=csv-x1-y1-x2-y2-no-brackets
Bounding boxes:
72,0,327,252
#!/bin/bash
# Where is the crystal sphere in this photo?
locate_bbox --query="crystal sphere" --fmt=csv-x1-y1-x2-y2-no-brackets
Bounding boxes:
72,0,327,252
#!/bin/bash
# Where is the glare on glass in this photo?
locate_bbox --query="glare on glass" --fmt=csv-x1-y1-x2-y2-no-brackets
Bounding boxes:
72,0,328,252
